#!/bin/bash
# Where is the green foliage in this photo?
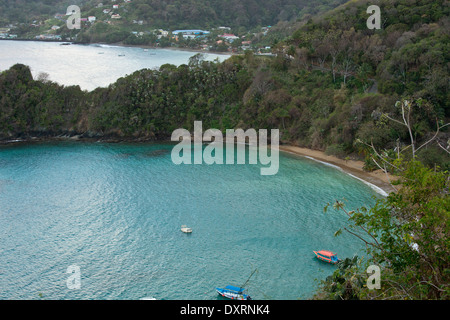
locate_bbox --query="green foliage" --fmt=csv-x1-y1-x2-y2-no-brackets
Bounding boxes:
318,160,450,300
0,0,72,23
288,0,450,116
313,256,366,300
0,64,87,135
0,0,347,29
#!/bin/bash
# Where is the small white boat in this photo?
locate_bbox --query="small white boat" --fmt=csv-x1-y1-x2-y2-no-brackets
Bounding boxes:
181,225,192,233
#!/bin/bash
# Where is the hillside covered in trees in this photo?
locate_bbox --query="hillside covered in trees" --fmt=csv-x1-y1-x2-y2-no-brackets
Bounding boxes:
0,0,347,29
0,0,348,52
0,0,449,170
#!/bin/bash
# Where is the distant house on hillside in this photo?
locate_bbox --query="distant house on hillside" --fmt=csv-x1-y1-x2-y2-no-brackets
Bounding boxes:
36,34,62,40
111,14,121,19
172,29,210,36
172,29,210,40
219,33,239,42
54,13,66,20
241,40,252,50
113,4,119,9
262,26,271,35
88,16,96,23
156,29,169,39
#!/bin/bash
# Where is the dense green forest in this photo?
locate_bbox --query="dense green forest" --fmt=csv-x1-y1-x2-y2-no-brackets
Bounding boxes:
0,0,76,24
1,0,449,170
0,0,348,50
0,0,346,29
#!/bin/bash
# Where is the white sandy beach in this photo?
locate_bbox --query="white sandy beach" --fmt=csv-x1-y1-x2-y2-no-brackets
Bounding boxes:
278,145,397,196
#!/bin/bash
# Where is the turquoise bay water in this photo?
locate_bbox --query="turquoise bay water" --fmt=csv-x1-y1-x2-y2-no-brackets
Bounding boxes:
0,142,380,300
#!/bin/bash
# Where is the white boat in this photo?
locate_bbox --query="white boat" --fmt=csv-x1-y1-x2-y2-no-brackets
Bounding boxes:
181,225,192,233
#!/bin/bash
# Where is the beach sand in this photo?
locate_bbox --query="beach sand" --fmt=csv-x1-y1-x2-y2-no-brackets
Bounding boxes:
278,145,397,196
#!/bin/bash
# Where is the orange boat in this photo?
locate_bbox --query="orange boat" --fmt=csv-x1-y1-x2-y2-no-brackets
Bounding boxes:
313,250,341,264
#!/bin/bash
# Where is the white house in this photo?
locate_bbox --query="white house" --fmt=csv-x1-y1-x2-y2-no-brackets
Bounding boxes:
172,29,210,40
156,29,169,39
158,29,169,36
219,33,239,42
88,16,96,23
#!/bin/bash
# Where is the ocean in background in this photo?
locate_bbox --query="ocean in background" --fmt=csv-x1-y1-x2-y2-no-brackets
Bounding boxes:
0,142,380,300
0,40,230,91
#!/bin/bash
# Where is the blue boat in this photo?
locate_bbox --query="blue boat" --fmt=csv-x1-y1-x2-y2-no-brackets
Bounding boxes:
215,285,252,300
216,269,256,300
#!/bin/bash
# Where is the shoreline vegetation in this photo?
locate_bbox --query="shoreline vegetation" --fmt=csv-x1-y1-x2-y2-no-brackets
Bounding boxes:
0,38,236,56
110,41,235,56
0,135,396,196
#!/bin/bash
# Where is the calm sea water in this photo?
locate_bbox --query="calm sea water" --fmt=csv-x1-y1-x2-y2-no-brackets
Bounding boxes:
0,40,230,91
0,142,380,300
0,40,379,300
